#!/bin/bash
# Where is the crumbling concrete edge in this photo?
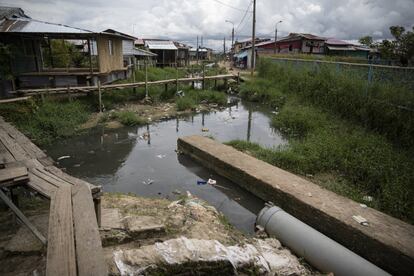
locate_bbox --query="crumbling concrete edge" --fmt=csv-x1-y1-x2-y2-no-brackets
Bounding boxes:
177,135,414,275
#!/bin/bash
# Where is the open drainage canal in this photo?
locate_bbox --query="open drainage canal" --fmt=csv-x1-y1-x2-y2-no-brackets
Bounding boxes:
45,99,286,234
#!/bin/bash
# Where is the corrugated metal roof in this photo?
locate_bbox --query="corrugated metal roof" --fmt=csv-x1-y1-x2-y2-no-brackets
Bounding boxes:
134,48,157,57
0,17,94,34
145,40,177,50
326,38,351,46
0,6,29,19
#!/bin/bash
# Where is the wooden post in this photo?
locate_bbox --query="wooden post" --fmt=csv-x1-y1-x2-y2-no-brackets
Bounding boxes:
145,60,148,98
237,72,240,84
0,189,47,245
98,79,102,113
165,83,168,94
214,79,217,89
93,198,101,227
176,65,179,93
67,85,72,102
202,64,205,90
132,64,136,94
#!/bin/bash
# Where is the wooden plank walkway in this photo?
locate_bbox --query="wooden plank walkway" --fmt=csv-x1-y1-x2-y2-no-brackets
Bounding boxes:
10,74,237,96
0,116,106,276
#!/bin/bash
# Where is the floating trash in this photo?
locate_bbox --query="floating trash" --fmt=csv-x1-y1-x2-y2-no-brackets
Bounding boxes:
197,180,207,185
57,155,70,161
142,179,154,185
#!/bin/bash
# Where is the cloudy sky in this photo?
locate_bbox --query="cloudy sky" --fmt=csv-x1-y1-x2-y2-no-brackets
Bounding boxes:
2,0,414,50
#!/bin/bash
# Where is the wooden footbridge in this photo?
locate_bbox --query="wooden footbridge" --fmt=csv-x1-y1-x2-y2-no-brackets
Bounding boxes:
0,117,106,275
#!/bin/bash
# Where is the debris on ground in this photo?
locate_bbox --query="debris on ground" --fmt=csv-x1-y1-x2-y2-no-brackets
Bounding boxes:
363,196,373,202
352,215,369,226
113,237,311,275
201,127,209,132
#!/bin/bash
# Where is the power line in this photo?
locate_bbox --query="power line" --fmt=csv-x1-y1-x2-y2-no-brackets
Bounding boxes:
211,0,253,13
235,0,253,33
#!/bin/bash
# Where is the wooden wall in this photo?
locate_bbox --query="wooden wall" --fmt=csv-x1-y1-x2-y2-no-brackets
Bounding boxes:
96,35,124,73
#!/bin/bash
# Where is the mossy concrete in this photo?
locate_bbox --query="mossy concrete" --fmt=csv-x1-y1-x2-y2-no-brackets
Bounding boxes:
178,135,414,275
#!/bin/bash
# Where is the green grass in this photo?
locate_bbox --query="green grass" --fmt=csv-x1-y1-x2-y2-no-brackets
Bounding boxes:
175,89,227,111
0,98,91,145
257,58,414,149
233,69,414,223
112,111,146,126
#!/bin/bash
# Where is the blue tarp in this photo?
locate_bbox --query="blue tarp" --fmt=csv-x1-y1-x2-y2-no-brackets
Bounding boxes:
235,51,248,59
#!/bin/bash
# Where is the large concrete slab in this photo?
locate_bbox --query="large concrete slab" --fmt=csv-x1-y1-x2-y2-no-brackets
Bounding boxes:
178,135,414,275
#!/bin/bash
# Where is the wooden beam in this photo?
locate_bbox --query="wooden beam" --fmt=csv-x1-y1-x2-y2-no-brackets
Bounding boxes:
46,185,76,276
0,189,47,245
72,183,107,275
0,96,32,104
0,166,28,186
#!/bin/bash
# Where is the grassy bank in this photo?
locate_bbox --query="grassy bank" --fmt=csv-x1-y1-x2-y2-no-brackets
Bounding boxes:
233,60,414,223
0,98,91,145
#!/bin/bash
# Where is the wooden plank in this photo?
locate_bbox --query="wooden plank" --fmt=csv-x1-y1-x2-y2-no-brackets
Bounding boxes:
0,140,16,165
27,172,57,199
0,129,30,161
46,185,76,276
0,96,32,104
0,166,28,185
0,189,47,245
0,118,47,159
30,168,71,190
45,166,101,194
72,182,107,276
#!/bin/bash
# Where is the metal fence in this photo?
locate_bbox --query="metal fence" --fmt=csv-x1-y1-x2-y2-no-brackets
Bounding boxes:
269,58,414,90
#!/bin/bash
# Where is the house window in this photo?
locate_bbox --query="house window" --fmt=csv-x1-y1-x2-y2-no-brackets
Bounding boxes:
289,45,293,52
108,40,113,55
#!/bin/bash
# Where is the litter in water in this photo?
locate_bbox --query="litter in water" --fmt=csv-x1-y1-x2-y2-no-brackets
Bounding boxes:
360,204,368,208
197,180,207,185
57,155,70,161
207,179,217,185
156,154,166,159
142,179,154,185
201,128,209,132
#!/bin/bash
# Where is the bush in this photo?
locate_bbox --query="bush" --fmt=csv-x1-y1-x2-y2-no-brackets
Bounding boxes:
239,79,285,109
0,99,90,145
176,97,196,111
112,111,145,126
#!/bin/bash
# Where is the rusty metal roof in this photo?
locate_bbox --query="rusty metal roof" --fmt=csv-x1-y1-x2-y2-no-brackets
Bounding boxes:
0,6,29,20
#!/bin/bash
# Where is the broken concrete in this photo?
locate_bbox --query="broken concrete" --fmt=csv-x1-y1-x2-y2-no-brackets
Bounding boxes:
123,216,165,239
101,208,124,231
113,237,311,275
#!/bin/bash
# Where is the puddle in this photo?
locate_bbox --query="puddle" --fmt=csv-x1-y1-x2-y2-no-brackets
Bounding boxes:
45,98,286,234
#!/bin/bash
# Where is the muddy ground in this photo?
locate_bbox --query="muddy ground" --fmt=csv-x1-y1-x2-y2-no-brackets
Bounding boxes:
0,191,315,275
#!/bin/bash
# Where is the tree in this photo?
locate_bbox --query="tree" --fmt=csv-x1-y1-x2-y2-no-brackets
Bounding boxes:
375,26,414,65
359,36,373,47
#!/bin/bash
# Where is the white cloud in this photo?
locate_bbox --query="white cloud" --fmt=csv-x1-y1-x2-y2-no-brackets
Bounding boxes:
2,0,413,50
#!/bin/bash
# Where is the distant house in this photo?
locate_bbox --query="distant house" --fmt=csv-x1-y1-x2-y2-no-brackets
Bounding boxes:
145,40,178,67
233,38,270,54
0,6,130,96
103,29,157,70
174,41,190,67
189,47,213,61
274,33,326,54
325,38,370,59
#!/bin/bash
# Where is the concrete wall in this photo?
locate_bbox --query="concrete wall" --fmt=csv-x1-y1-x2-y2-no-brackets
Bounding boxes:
97,35,124,73
177,135,414,276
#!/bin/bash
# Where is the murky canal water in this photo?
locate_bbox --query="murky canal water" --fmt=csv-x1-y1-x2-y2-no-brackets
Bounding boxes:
45,99,286,234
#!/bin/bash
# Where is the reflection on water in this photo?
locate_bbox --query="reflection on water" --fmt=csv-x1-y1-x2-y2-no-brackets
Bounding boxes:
45,98,286,233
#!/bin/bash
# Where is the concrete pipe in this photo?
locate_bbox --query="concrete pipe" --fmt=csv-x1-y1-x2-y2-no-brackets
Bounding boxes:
256,204,390,276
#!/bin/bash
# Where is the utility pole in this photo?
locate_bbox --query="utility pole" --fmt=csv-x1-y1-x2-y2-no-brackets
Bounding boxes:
251,0,257,76
196,35,199,64
223,37,226,58
225,20,235,53
274,20,283,54
201,36,203,47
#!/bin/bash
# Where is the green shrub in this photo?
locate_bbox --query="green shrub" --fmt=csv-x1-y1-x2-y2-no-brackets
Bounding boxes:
112,111,145,126
176,97,196,111
239,79,285,109
0,99,90,145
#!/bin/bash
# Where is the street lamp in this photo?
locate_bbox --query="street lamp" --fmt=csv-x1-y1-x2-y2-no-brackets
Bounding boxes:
225,20,235,53
274,20,283,54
